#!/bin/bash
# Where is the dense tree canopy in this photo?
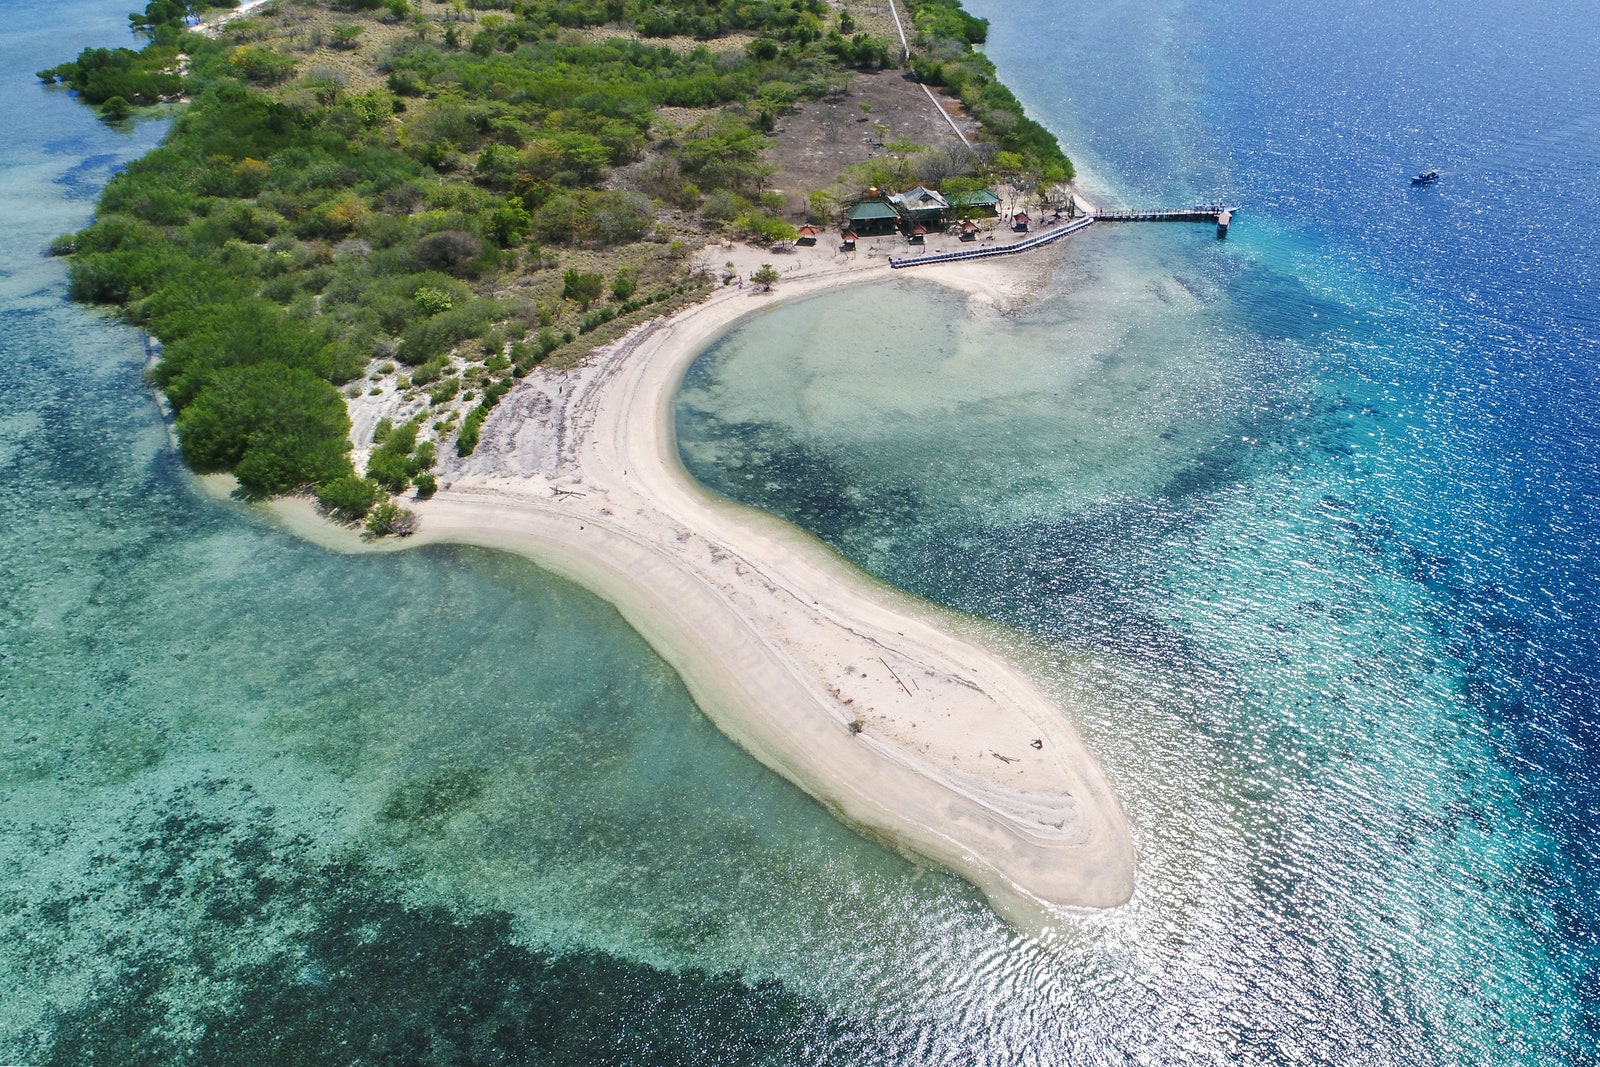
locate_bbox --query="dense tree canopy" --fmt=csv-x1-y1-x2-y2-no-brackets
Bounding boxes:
175,363,353,494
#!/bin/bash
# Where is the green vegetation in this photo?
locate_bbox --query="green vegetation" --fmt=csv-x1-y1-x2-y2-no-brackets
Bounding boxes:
173,362,354,494
365,416,433,493
904,0,1073,181
38,44,184,105
315,473,384,519
365,499,417,536
909,0,989,45
46,0,1066,501
456,378,512,457
561,269,604,309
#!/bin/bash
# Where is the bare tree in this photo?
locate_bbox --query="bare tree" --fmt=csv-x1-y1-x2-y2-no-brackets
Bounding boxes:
913,143,979,187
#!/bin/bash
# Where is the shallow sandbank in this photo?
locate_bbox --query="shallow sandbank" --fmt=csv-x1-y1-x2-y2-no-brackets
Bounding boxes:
272,241,1135,921
436,244,1130,916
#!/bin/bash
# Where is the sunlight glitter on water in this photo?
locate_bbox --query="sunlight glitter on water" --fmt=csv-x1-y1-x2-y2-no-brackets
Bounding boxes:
676,211,1590,1058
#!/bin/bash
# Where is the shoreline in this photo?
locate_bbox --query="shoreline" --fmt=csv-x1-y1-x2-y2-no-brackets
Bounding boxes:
272,241,1135,923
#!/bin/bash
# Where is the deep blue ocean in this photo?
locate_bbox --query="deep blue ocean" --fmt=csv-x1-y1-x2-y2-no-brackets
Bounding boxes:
4,0,1597,1062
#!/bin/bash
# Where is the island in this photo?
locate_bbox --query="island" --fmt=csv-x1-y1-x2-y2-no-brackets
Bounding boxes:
45,0,1135,918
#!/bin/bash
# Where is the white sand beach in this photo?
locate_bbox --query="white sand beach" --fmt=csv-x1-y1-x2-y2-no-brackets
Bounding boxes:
280,242,1135,921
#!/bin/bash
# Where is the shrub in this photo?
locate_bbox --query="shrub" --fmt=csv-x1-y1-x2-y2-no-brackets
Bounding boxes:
587,191,654,245
413,285,454,314
484,201,532,247
39,44,182,105
738,212,798,244
562,268,604,308
412,230,485,275
455,379,511,456
700,189,748,222
413,471,437,498
456,409,483,455
409,357,449,385
532,189,653,247
579,306,617,333
231,47,298,86
365,500,417,536
365,416,425,492
398,301,500,365
316,474,383,519
366,448,412,493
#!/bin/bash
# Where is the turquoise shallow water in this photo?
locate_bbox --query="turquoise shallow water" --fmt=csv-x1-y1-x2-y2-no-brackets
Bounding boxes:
7,0,1599,1062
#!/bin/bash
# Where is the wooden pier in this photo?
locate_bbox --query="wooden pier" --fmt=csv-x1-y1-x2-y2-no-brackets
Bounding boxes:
1094,205,1234,237
889,217,1095,269
885,204,1236,269
1093,209,1219,222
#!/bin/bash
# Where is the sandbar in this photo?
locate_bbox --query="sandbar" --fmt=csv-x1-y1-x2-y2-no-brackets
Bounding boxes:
305,242,1136,921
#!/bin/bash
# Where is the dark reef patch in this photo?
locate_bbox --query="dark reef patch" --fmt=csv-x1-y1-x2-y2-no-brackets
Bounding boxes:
677,411,925,560
32,781,847,1067
378,765,489,839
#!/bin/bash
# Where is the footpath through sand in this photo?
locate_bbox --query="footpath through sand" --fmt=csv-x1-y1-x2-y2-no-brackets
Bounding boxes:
284,244,1135,920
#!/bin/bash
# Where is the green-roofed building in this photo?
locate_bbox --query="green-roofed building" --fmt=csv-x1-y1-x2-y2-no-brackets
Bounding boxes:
949,188,1002,218
845,198,901,236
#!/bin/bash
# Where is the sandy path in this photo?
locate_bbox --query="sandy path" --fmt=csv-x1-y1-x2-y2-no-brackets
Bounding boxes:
279,244,1134,921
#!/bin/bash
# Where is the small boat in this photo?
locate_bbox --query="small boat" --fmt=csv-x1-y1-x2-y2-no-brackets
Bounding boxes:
1411,169,1440,185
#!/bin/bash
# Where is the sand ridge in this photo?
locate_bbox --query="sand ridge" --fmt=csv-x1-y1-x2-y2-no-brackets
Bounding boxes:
276,242,1135,921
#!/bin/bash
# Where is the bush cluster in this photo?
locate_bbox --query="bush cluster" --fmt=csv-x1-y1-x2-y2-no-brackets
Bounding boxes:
38,45,184,105
366,417,435,494
455,379,512,457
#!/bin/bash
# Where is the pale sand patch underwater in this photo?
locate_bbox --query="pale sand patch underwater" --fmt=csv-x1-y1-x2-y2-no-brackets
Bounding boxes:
270,242,1135,924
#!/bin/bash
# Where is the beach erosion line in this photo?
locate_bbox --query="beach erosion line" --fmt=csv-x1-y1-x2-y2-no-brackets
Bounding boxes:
273,246,1136,924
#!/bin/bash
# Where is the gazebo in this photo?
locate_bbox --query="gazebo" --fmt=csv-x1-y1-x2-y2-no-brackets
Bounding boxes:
840,229,858,251
1012,211,1031,233
959,219,980,241
795,225,819,246
908,223,928,245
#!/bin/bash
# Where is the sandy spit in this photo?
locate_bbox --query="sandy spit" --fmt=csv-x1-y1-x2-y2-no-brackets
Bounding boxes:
278,241,1135,924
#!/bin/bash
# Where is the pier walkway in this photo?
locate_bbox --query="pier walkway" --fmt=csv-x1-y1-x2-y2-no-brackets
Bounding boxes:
886,205,1234,269
1095,210,1212,222
888,217,1095,269
1097,205,1234,237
